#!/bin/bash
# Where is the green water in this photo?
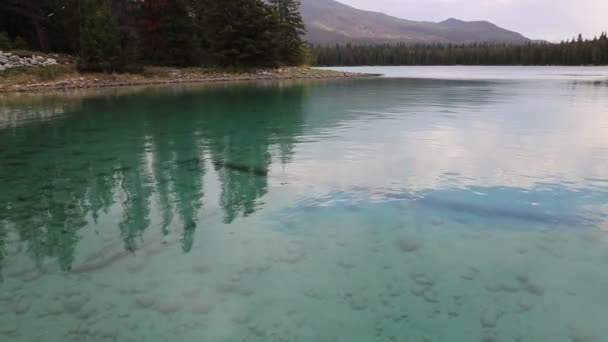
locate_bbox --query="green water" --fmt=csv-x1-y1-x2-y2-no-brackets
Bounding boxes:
1,67,608,342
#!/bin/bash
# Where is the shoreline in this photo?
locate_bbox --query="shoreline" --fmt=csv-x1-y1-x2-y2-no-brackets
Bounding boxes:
0,67,380,94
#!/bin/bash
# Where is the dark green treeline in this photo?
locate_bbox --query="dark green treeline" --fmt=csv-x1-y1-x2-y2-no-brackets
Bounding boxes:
0,0,307,71
312,33,608,66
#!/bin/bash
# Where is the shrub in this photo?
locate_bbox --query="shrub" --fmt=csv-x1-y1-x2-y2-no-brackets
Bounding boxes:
12,36,29,50
0,32,11,50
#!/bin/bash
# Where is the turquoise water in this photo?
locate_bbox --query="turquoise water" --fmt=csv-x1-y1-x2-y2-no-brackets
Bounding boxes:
1,67,608,341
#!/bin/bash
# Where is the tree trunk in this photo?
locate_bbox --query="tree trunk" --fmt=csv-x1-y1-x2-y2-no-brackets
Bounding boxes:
33,18,49,51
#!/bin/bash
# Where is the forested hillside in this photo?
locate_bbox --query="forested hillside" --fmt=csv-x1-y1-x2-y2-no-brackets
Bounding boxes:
300,0,530,45
312,34,608,66
0,0,307,71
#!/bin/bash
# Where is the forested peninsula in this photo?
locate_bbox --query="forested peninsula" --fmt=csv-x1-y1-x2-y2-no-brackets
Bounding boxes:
0,1,606,93
1,0,308,70
0,0,379,92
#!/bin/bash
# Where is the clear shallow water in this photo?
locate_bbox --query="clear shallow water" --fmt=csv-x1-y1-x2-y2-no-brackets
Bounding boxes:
1,68,608,342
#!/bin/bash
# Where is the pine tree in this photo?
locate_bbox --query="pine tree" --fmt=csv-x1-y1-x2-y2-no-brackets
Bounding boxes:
268,0,307,65
158,0,200,66
78,0,121,72
205,0,280,67
139,0,200,66
0,32,11,50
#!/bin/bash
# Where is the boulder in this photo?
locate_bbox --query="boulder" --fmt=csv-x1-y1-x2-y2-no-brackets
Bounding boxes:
9,55,20,62
0,65,5,72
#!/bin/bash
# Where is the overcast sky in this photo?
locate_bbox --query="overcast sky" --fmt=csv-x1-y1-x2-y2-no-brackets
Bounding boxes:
337,0,608,41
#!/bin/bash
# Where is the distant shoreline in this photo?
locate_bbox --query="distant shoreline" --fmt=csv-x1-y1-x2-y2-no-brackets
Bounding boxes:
0,67,380,95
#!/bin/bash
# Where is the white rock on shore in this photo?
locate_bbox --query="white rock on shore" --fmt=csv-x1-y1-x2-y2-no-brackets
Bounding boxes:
0,51,58,71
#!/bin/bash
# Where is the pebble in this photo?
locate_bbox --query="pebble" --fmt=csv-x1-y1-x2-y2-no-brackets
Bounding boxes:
411,273,435,286
396,237,423,253
0,67,374,93
525,283,545,296
480,308,503,328
14,301,31,315
0,325,18,335
410,284,427,297
63,295,88,314
193,264,211,274
155,300,180,315
191,303,213,315
338,260,356,270
40,301,64,317
422,290,440,303
232,314,252,325
182,288,202,298
570,335,596,342
126,259,146,273
76,302,98,320
134,294,156,309
516,274,530,284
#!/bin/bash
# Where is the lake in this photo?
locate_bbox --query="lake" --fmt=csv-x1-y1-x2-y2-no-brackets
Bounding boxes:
1,66,608,341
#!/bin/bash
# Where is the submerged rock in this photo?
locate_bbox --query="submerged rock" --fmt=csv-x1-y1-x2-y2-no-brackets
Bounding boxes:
480,308,503,328
485,281,519,293
134,294,156,309
410,284,427,297
126,259,146,273
155,300,180,315
14,301,31,315
182,288,202,298
516,274,530,284
63,295,88,314
232,314,252,325
193,264,211,274
76,302,98,320
570,335,597,342
0,325,18,335
191,303,213,315
422,290,440,303
395,237,423,253
524,283,545,296
411,273,435,286
338,260,356,270
40,301,64,317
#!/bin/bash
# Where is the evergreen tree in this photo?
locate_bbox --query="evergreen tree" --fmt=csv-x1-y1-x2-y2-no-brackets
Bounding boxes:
78,0,121,72
269,0,307,65
0,32,11,50
0,0,50,50
158,0,200,66
204,0,280,67
140,0,200,66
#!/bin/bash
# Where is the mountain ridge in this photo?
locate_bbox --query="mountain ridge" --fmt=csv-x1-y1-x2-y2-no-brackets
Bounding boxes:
300,0,530,45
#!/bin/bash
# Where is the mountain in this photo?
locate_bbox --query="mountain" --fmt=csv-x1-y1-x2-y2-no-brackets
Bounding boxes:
300,0,530,45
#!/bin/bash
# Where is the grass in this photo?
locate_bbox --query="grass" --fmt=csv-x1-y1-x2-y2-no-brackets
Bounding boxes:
0,65,77,86
0,60,352,91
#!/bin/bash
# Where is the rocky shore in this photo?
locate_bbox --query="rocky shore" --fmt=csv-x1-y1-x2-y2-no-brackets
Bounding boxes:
0,67,379,94
0,51,58,71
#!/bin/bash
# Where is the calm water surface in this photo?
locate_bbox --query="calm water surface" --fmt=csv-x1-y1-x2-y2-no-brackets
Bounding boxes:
1,67,608,341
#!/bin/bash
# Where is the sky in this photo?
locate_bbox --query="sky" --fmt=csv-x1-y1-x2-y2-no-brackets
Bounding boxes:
337,0,608,42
